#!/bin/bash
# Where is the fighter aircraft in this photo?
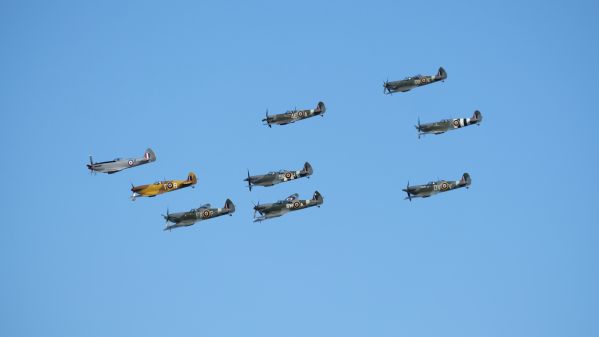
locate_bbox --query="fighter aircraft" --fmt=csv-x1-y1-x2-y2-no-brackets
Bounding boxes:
162,199,235,231
403,173,471,201
87,148,156,174
245,162,313,191
253,191,323,222
383,67,447,94
416,110,483,138
130,172,197,201
262,101,326,127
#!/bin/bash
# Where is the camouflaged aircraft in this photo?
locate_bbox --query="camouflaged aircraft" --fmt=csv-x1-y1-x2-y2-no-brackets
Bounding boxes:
253,191,323,222
245,162,313,191
87,148,156,174
383,67,447,94
130,172,197,201
416,110,483,138
403,173,471,201
162,199,235,231
262,101,326,127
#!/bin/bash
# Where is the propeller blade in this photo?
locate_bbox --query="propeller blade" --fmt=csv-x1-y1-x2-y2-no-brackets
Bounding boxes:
406,181,412,202
247,169,252,191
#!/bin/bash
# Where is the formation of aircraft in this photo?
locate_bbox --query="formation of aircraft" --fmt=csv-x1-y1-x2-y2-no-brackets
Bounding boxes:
403,173,471,201
131,172,197,201
384,67,447,94
87,148,156,174
163,199,235,231
253,191,323,222
416,110,483,138
263,101,326,127
87,65,485,228
245,162,313,191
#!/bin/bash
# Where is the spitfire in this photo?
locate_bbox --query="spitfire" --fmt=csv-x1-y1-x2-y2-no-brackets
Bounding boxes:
163,199,235,231
130,172,197,200
384,67,447,94
403,173,471,201
263,101,326,127
87,148,156,174
245,162,313,191
253,191,323,222
416,110,482,138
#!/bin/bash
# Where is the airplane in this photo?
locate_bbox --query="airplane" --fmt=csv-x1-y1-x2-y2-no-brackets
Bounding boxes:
87,148,156,174
416,110,482,138
245,162,313,191
130,172,197,201
384,67,447,94
253,191,323,222
403,173,471,201
162,199,235,231
263,101,326,127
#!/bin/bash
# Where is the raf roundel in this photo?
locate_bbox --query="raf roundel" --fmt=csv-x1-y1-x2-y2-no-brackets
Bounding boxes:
441,182,449,190
453,120,460,127
128,160,134,166
167,182,174,189
202,210,211,218
293,201,301,209
285,172,292,179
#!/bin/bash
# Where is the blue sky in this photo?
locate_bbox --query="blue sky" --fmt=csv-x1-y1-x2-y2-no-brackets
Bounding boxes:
1,1,598,336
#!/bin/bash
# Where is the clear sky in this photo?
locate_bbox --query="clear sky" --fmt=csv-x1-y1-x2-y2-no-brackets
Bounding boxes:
1,1,598,336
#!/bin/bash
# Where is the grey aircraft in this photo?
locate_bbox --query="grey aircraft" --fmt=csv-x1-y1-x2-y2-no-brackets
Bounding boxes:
162,199,235,231
87,148,156,174
253,191,323,222
263,101,326,127
384,67,447,94
403,173,471,201
416,110,483,138
245,162,313,191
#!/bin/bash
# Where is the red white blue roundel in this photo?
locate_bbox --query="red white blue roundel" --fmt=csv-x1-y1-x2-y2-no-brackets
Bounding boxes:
167,182,173,189
293,201,301,208
128,160,134,166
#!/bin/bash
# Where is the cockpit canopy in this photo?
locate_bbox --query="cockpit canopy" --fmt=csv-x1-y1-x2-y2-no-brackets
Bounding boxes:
405,75,423,80
199,203,211,209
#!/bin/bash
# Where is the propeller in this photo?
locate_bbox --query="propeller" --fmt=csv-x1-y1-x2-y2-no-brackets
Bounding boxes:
247,169,252,191
161,208,170,222
252,201,262,218
406,181,412,202
88,155,95,175
417,117,422,139
265,109,271,128
383,78,388,94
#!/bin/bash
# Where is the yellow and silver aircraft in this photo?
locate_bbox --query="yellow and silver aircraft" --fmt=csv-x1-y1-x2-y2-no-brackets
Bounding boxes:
130,172,197,201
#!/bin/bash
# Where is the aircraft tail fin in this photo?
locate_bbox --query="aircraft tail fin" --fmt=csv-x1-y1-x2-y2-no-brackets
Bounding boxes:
460,173,471,187
312,190,324,204
224,199,235,213
187,172,197,184
144,148,156,162
315,101,326,114
472,110,482,124
437,66,447,79
302,162,313,176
